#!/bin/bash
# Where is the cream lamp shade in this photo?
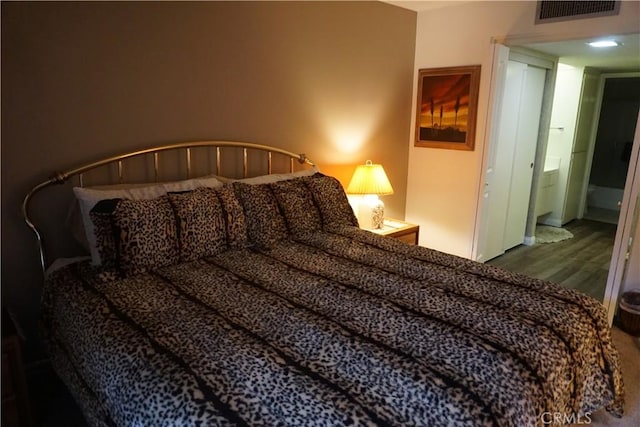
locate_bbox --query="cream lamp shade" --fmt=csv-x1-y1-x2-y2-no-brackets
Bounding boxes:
346,160,394,229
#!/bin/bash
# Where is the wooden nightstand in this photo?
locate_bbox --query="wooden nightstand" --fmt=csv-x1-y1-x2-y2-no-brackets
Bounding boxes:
370,218,420,245
2,308,33,427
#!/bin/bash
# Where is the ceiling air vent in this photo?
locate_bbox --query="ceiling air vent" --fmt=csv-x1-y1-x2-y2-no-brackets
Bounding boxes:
536,1,620,24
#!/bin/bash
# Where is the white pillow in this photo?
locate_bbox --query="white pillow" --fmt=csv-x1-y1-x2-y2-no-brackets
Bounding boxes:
88,176,224,192
163,176,223,192
73,176,223,265
235,166,319,185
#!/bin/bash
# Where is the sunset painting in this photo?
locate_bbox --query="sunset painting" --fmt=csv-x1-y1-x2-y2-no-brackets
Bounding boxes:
415,66,480,151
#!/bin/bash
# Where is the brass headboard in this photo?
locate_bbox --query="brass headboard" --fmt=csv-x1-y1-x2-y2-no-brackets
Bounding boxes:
23,140,315,273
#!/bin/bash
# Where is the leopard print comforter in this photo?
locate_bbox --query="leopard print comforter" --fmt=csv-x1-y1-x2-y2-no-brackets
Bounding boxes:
42,225,624,427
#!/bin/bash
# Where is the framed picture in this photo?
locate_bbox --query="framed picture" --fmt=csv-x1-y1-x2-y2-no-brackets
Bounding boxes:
415,65,481,150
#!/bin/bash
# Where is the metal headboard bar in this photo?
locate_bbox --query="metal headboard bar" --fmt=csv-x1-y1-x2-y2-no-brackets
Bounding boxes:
216,147,222,176
117,160,124,183
186,148,192,178
154,152,160,182
22,140,314,273
243,148,248,178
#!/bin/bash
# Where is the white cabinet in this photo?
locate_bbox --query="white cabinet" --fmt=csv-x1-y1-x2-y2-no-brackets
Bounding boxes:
535,168,559,217
542,68,600,226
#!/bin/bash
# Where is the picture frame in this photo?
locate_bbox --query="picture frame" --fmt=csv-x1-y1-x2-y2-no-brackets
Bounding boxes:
415,65,481,151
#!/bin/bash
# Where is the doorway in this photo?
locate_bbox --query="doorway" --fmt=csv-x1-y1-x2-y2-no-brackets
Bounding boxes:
475,35,640,324
583,76,640,225
496,72,640,303
476,45,555,263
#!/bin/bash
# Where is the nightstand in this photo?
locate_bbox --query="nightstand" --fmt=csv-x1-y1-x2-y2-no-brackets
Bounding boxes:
370,218,420,245
2,308,33,427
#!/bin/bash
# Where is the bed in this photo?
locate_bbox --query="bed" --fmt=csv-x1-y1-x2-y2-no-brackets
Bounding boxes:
24,141,624,426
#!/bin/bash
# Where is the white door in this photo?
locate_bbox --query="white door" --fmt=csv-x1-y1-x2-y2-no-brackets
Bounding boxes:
480,58,546,259
491,60,527,254
503,64,546,250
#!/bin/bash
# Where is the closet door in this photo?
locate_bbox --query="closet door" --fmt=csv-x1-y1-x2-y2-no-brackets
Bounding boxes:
478,47,550,262
489,60,527,255
489,60,546,254
503,64,546,250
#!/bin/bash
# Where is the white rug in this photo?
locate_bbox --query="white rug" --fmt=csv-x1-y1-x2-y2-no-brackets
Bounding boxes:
535,225,574,244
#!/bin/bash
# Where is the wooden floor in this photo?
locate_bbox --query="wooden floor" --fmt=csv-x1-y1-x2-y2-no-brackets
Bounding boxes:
487,219,617,301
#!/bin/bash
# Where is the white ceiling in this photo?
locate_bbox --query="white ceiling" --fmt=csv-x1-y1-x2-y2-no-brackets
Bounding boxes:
383,1,640,72
383,1,473,12
524,33,640,72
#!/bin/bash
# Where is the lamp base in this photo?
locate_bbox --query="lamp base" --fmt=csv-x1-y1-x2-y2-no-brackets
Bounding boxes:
357,195,384,229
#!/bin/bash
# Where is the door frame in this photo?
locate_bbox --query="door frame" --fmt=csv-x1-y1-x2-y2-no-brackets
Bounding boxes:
579,72,640,219
476,37,640,325
603,110,640,325
575,69,603,220
472,43,509,263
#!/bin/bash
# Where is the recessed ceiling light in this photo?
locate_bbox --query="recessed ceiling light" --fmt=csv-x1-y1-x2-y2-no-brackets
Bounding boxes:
588,40,619,48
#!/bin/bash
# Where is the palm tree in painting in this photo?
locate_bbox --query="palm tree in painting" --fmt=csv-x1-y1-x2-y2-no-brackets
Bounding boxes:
430,97,435,129
454,96,460,130
439,105,443,128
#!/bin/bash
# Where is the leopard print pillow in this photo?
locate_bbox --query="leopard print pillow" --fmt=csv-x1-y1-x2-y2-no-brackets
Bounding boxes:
304,174,358,227
113,197,179,276
269,178,322,236
216,184,248,249
233,182,288,248
168,187,228,262
89,199,120,271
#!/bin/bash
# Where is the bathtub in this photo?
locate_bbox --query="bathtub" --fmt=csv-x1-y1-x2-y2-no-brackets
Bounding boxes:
587,185,624,211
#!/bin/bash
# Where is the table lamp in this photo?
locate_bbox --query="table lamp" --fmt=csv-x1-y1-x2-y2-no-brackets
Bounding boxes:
346,160,394,229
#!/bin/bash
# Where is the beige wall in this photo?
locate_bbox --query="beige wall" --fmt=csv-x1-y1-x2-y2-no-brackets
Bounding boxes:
406,0,640,258
1,1,416,359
